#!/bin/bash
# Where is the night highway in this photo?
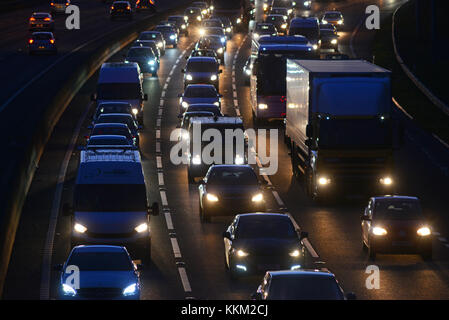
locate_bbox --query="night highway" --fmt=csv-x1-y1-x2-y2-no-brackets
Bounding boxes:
0,0,448,311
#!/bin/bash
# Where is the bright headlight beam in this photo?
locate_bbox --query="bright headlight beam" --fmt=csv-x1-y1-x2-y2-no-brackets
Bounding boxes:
372,226,387,236
417,227,431,236
123,283,137,296
62,284,76,296
74,223,87,233
289,250,300,257
251,193,263,202
134,223,148,233
206,193,219,202
236,249,248,257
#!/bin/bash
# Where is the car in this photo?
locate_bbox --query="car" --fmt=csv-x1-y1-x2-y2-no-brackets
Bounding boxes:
29,12,54,31
28,32,57,55
265,15,288,35
187,48,218,60
133,39,161,61
252,23,278,40
138,31,165,55
252,270,356,300
168,15,189,36
92,102,135,123
154,25,178,48
177,111,215,140
361,196,433,260
201,27,227,46
199,166,265,221
110,1,133,20
86,135,134,149
243,57,252,85
94,113,140,146
195,35,226,65
223,213,308,277
178,84,222,114
182,57,222,91
319,23,339,51
184,7,203,25
211,16,233,39
192,1,210,17
56,245,142,300
321,11,344,28
270,7,292,19
88,123,137,147
201,18,224,31
184,103,223,117
50,0,70,15
135,0,156,12
159,20,179,36
288,17,321,50
125,46,159,76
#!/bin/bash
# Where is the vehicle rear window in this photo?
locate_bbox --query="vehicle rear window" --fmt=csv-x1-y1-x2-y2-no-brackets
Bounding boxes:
374,199,422,220
33,13,50,19
67,252,133,271
97,83,141,100
114,2,129,9
187,60,217,72
139,32,159,40
92,127,131,139
127,48,148,57
155,26,174,32
88,137,129,146
207,167,258,186
269,276,344,300
324,13,341,19
235,216,297,239
184,86,217,97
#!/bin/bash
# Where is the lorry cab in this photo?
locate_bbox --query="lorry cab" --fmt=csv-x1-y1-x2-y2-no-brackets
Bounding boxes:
92,62,148,126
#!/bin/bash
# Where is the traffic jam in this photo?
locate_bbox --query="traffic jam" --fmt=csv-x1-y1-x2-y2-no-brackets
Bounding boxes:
2,0,448,305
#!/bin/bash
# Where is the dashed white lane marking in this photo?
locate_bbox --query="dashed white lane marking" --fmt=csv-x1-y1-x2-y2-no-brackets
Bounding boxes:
166,76,171,83
233,91,237,99
171,238,182,258
233,99,238,107
158,172,164,186
156,118,161,127
164,211,174,230
40,102,92,300
271,190,285,207
160,99,164,106
235,109,240,117
178,267,192,292
156,156,162,169
158,108,163,116
438,237,447,243
160,190,168,207
156,129,160,139
161,91,166,98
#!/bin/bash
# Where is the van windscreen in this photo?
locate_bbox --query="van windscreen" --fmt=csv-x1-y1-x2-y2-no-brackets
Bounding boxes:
98,83,141,100
74,184,147,212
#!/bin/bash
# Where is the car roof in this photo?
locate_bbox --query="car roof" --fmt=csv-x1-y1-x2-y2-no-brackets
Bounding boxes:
268,269,335,278
187,103,220,108
31,32,54,36
93,123,128,128
98,102,131,107
185,84,216,89
73,245,127,253
190,116,242,125
98,113,133,118
32,12,51,16
89,135,128,140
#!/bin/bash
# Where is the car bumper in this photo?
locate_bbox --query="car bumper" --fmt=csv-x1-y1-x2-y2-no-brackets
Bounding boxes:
203,199,266,217
29,23,53,30
231,255,302,275
29,44,56,52
371,237,432,254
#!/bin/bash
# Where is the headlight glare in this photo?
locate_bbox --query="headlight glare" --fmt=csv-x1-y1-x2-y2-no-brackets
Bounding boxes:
210,74,217,81
289,249,300,257
251,193,263,202
417,227,431,236
123,283,137,296
236,249,248,257
372,226,387,236
74,223,87,233
379,176,393,185
62,284,76,296
206,193,219,202
134,223,148,233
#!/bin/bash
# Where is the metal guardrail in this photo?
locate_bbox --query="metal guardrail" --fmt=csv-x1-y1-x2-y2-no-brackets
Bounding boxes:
391,1,449,117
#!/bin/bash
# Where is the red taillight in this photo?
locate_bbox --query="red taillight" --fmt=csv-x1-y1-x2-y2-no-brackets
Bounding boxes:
50,39,55,44
44,17,51,21
50,2,54,5
111,6,114,9
30,17,36,21
29,39,34,44
127,6,131,10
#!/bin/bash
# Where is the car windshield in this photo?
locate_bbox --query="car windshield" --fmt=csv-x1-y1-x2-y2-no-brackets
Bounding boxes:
67,252,133,271
33,13,50,19
168,17,183,23
374,199,422,220
206,29,224,36
74,184,146,212
318,119,392,149
269,276,344,300
139,32,159,40
192,50,216,57
127,48,148,57
207,167,257,185
289,26,319,40
184,86,217,97
236,216,297,239
88,137,129,145
320,29,336,36
92,127,131,139
199,37,222,46
187,61,217,72
33,33,52,40
324,13,341,19
272,9,287,15
183,112,214,127
97,83,141,100
96,104,131,117
203,21,222,28
267,16,284,23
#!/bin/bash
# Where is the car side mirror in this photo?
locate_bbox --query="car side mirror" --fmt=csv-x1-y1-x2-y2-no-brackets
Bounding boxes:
150,202,159,216
53,264,63,271
222,231,231,239
144,94,148,101
62,203,73,216
346,292,357,300
90,93,97,101
299,231,308,240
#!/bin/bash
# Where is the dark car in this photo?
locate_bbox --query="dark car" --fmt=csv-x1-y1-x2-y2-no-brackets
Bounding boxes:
56,245,141,300
265,15,288,35
223,213,307,278
252,270,356,300
28,32,57,55
154,25,178,48
93,102,135,123
184,7,203,25
178,84,222,114
110,1,133,20
319,23,339,51
252,23,278,40
89,123,136,147
86,135,133,148
195,35,225,64
201,18,224,30
182,57,222,90
138,31,165,55
125,46,159,75
94,114,140,146
289,17,320,50
135,0,156,12
361,196,433,260
198,165,264,221
177,111,215,140
168,15,189,36
50,0,70,15
133,39,161,61
29,12,54,31
211,15,233,38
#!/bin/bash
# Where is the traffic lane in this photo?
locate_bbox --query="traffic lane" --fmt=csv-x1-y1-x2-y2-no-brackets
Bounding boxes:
2,29,190,300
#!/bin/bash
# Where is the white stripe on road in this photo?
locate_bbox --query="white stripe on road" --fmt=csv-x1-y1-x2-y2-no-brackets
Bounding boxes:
164,211,174,230
178,267,192,292
158,172,164,186
156,129,160,139
271,190,285,207
156,156,162,169
171,238,182,258
160,190,168,207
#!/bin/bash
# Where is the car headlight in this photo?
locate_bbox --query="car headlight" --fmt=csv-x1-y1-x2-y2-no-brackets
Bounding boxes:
123,283,137,296
245,68,251,76
318,176,331,186
281,23,287,29
170,34,176,40
236,18,242,24
157,42,163,48
236,249,248,257
338,20,343,25
331,39,338,44
62,284,76,296
181,24,186,29
417,227,431,237
74,223,87,233
226,27,231,32
379,176,393,185
253,33,259,39
192,154,201,164
263,4,268,10
197,16,201,21
251,193,263,202
148,59,156,65
132,108,139,115
258,103,268,110
221,37,226,43
322,19,328,24
184,16,188,21
206,193,219,202
181,132,190,140
124,60,129,63
210,74,217,81
202,9,207,15
217,47,223,54
289,249,301,257
181,101,189,108
213,102,220,107
235,154,244,165
186,74,193,81
288,9,292,14
135,223,148,233
312,44,318,50
372,226,387,236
